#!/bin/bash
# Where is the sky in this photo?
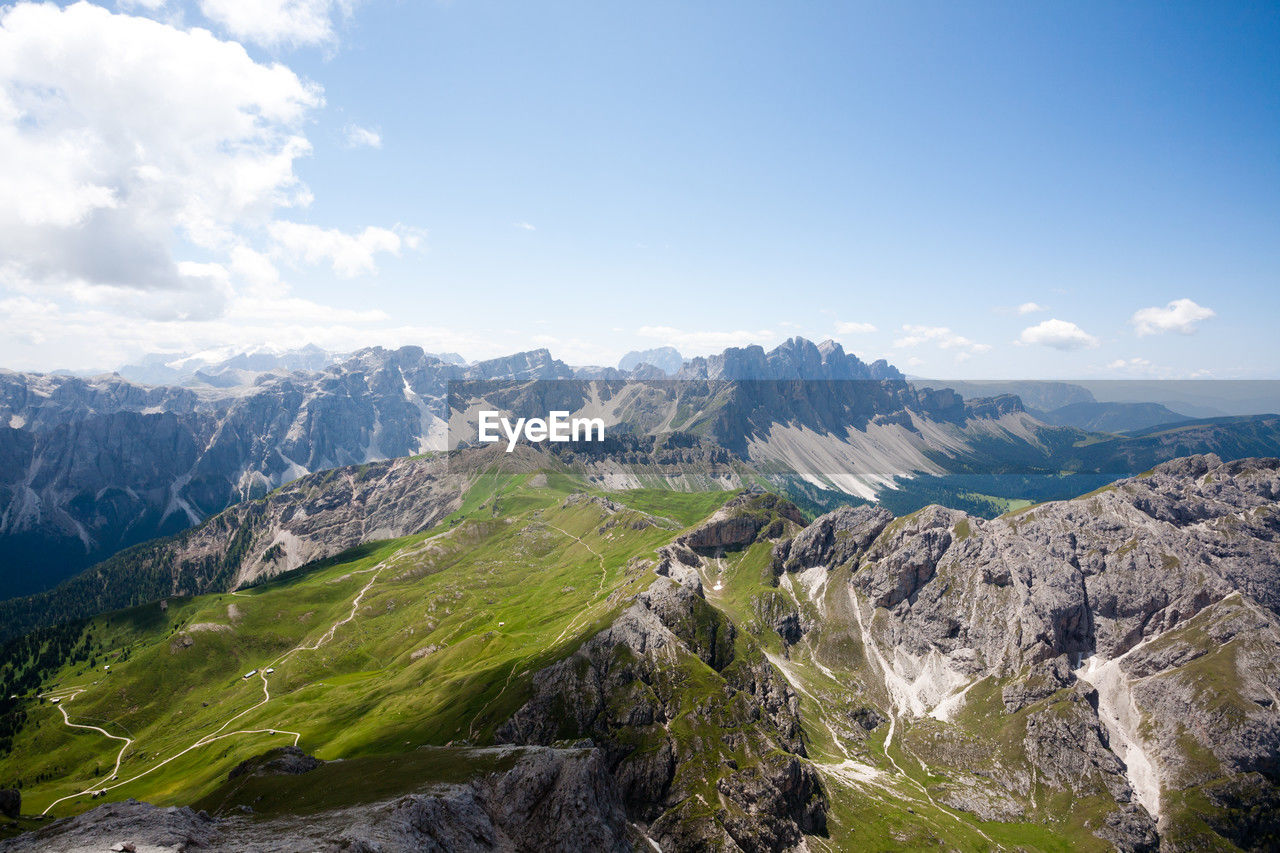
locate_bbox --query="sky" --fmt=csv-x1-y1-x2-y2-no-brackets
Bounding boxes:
0,0,1276,378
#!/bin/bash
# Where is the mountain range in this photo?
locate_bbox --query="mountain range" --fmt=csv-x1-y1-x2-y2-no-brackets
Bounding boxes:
2,338,1277,599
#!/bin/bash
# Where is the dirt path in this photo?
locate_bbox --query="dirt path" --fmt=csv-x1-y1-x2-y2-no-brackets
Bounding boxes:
546,523,608,593
467,521,611,739
39,690,136,815
39,532,438,816
467,659,522,741
545,523,610,649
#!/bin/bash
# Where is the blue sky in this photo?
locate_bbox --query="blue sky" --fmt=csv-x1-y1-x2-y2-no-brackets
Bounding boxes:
0,0,1276,377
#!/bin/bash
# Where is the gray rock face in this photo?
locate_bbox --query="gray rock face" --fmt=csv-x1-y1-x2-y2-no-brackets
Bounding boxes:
1023,683,1132,802
1096,805,1161,853
0,799,220,852
2,339,919,596
0,455,464,642
495,572,824,850
116,344,338,388
618,347,683,376
328,748,630,853
771,505,893,574
0,346,575,595
10,335,1275,600
675,336,902,382
851,455,1280,676
677,492,805,552
772,454,1280,850
0,748,631,853
227,746,323,780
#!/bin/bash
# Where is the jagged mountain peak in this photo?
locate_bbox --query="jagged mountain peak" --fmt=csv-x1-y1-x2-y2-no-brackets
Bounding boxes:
617,346,683,376
673,335,905,382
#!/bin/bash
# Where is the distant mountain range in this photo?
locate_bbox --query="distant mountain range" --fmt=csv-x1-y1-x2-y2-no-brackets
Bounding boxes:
111,345,468,389
1,337,1277,599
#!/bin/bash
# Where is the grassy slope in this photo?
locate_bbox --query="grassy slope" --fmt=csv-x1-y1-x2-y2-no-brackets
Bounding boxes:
1,472,1183,850
0,472,729,818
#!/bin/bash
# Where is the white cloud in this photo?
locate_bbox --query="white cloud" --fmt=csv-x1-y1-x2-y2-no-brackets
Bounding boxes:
268,222,422,277
1130,298,1215,336
994,301,1047,316
0,294,472,372
893,325,991,359
1107,357,1152,370
229,246,281,293
637,326,775,354
835,321,876,334
342,124,381,149
514,222,536,231
1101,356,1211,379
0,2,424,370
198,0,359,48
1018,318,1100,350
0,296,58,345
0,1,321,297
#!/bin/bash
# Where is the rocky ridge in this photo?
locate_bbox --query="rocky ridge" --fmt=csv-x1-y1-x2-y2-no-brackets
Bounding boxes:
0,747,632,853
767,454,1280,850
5,336,1278,598
0,455,465,642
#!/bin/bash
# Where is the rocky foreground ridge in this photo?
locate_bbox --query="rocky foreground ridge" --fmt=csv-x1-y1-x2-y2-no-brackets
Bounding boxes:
765,454,1280,850
0,746,633,852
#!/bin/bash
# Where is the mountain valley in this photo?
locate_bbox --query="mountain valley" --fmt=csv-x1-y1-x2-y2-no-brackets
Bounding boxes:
1,454,1277,851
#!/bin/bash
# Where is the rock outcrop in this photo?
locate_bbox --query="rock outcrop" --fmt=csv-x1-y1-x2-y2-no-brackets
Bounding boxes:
678,491,805,552
0,748,632,853
496,571,825,850
771,505,893,574
772,453,1280,850
0,799,220,852
227,746,323,780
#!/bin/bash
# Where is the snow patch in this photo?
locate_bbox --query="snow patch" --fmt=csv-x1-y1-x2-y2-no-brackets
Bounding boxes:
1075,654,1162,819
851,589,973,719
795,565,829,610
821,758,886,786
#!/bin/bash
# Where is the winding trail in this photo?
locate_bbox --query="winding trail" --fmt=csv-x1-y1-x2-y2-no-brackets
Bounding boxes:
464,521,611,738
547,524,608,594
544,523,610,649
38,533,437,816
467,659,523,741
37,690,135,815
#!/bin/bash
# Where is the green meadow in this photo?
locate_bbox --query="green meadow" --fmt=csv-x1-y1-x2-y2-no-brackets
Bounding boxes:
1,472,729,817
2,472,1122,850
